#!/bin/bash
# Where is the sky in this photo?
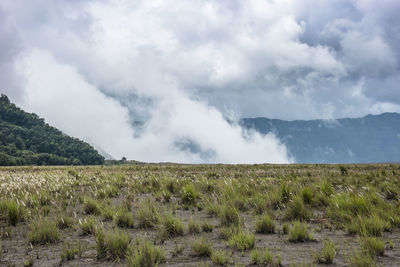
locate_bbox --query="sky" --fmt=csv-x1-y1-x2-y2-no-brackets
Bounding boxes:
0,0,399,163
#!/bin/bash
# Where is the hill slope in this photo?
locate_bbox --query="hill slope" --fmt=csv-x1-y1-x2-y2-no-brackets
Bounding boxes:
241,113,400,163
0,94,104,165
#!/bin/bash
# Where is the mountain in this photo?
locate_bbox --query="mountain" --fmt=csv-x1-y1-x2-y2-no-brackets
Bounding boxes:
241,113,400,163
0,94,104,166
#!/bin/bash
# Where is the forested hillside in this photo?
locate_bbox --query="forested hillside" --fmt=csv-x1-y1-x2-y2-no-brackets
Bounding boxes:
0,94,104,165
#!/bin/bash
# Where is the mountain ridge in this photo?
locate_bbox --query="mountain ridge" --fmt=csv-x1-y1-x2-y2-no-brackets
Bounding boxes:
241,112,400,163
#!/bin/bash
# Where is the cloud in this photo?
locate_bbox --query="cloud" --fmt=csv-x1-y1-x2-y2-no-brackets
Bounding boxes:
1,0,400,162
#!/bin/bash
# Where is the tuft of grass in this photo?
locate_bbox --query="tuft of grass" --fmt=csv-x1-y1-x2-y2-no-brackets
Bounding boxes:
282,222,290,235
350,251,376,267
347,215,390,236
192,236,212,257
211,250,230,266
301,187,314,205
251,248,281,267
182,184,197,205
188,218,201,234
255,213,275,234
127,239,166,266
316,240,337,264
80,216,97,235
96,227,131,260
28,217,60,245
3,200,25,226
284,196,312,221
60,242,84,262
218,204,241,226
288,221,314,243
227,229,255,251
137,198,160,229
115,209,135,228
201,222,214,232
161,213,184,237
83,197,101,215
56,216,75,229
360,237,385,257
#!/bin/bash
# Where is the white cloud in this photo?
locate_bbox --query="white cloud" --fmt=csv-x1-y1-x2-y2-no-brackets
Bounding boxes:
1,0,400,162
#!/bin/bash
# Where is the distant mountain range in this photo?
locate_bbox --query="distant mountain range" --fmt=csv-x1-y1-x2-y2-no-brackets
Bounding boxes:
241,113,400,163
0,94,104,166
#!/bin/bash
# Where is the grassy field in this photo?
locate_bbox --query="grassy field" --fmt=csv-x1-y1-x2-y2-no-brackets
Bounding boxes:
0,164,399,266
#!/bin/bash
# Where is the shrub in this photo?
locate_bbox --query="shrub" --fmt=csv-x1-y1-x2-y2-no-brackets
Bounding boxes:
284,196,312,221
115,209,135,228
218,204,241,226
227,229,255,251
211,250,230,266
182,184,197,205
127,239,166,266
251,248,281,266
137,198,160,229
28,218,60,245
316,240,337,264
361,237,385,257
288,221,313,243
192,236,212,257
255,213,275,234
188,218,201,234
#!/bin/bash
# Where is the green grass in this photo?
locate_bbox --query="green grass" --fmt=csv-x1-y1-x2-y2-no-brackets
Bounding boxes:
316,240,337,264
127,239,166,266
218,204,242,226
56,215,75,229
350,251,376,267
227,229,255,251
161,212,184,237
255,213,275,234
188,218,201,234
251,248,281,266
284,196,312,221
136,198,160,229
211,250,230,266
96,227,131,260
28,217,60,245
83,197,101,215
288,221,314,243
114,209,135,228
182,184,197,205
1,200,25,226
360,237,385,257
201,221,214,232
192,236,212,257
80,216,97,235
